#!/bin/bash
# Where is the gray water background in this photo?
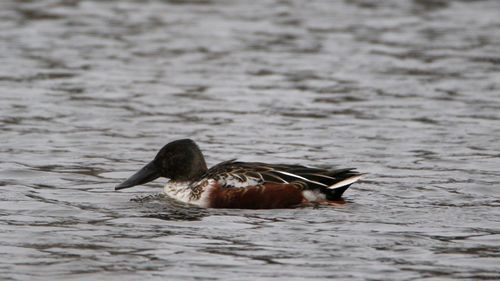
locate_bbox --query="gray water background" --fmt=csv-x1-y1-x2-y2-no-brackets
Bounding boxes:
1,0,499,280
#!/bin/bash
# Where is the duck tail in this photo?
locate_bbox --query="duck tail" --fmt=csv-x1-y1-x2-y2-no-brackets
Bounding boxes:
326,174,364,200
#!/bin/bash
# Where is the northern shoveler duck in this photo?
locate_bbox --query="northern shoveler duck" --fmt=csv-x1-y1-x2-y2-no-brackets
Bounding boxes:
115,139,363,209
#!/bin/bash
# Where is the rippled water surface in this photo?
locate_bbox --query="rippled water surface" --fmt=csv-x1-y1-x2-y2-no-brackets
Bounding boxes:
1,0,500,280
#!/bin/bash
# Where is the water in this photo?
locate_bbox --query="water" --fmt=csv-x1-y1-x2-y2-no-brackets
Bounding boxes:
1,0,499,280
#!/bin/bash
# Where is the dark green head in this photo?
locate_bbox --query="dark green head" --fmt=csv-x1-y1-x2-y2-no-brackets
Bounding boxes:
115,139,208,190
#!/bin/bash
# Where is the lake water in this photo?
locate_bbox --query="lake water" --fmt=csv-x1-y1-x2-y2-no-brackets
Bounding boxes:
1,0,499,280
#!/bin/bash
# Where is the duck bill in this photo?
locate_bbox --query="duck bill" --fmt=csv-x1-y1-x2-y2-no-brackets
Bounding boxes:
115,161,161,190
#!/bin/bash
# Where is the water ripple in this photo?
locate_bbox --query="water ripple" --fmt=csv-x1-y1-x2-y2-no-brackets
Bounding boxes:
1,0,500,280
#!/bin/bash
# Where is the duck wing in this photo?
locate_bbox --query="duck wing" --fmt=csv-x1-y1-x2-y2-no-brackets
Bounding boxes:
192,160,362,199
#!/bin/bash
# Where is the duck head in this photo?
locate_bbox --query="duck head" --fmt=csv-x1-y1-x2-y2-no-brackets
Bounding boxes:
115,139,208,190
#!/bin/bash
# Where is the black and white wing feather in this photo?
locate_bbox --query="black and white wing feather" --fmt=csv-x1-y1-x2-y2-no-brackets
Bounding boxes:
193,160,362,200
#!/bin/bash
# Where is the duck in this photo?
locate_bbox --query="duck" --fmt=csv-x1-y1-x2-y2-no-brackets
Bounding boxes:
115,139,363,209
